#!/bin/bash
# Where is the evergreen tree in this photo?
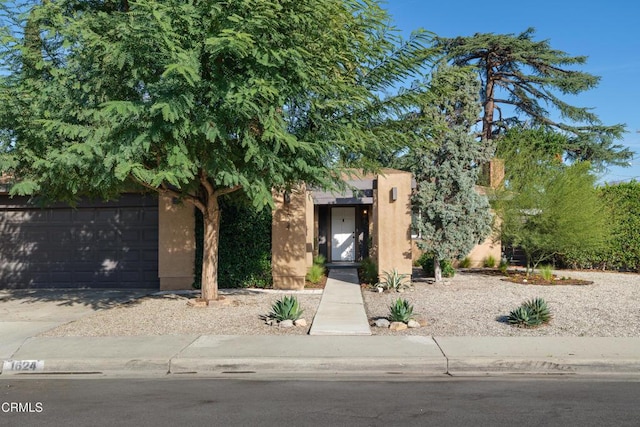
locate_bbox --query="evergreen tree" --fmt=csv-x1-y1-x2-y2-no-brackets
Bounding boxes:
410,66,493,282
436,28,631,168
0,0,434,302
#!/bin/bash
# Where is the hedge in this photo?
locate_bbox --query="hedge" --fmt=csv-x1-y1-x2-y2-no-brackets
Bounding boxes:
193,195,272,288
558,181,640,272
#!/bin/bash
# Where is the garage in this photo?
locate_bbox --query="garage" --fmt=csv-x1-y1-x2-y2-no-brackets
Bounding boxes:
0,193,159,289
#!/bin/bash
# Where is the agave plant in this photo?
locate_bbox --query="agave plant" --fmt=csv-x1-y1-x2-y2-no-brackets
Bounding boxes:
269,295,303,322
388,298,414,323
508,298,551,328
379,269,410,292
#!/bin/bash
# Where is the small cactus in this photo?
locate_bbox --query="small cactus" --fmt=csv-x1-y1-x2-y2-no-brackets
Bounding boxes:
388,298,414,323
508,298,551,328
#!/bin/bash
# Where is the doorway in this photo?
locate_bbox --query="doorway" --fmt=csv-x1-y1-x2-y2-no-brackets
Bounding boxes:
331,207,356,262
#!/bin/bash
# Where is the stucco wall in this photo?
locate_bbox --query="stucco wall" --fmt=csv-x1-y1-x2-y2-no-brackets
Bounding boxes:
373,170,413,279
305,191,315,268
158,195,195,290
271,186,309,290
464,215,501,267
412,228,502,268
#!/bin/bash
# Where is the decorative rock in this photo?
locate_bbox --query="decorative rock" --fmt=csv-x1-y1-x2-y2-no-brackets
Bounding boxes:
412,316,428,326
407,319,421,328
265,318,276,326
279,319,294,328
374,318,391,328
294,319,307,327
376,286,384,293
389,321,408,331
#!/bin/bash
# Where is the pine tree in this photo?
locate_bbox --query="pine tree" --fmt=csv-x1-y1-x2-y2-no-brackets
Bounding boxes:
436,28,630,168
410,66,493,282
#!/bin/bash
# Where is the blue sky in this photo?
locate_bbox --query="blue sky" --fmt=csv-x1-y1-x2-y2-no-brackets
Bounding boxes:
383,0,640,184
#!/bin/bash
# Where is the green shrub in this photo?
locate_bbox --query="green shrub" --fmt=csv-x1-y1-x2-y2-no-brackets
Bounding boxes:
306,264,325,284
388,298,414,323
539,264,553,281
483,255,497,268
441,260,455,278
507,298,551,328
313,254,326,267
418,254,455,278
459,257,472,268
379,269,410,292
417,253,432,274
269,296,303,322
499,259,509,274
359,257,378,285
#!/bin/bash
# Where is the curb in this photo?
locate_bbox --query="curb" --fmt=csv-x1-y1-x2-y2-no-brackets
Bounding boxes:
1,358,171,376
445,358,640,376
169,357,447,376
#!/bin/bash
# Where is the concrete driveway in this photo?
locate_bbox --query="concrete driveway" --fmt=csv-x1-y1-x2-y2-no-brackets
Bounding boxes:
0,289,151,360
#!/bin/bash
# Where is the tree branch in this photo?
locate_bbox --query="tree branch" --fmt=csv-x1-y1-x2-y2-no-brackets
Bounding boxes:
133,177,206,212
214,184,242,198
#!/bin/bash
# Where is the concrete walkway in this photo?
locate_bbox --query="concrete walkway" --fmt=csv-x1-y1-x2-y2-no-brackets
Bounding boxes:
308,268,371,336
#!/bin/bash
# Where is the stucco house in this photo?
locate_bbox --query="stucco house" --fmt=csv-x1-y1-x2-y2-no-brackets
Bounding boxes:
0,167,500,290
267,167,500,290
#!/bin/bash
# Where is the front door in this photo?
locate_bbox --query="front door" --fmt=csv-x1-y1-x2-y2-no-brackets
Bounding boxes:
331,207,356,262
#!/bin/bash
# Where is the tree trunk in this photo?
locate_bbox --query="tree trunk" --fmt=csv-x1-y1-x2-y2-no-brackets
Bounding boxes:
201,197,221,303
482,62,496,141
434,258,442,283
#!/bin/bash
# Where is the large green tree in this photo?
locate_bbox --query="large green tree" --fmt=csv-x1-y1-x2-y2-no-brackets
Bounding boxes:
436,28,631,168
0,0,434,302
410,66,494,282
496,131,608,273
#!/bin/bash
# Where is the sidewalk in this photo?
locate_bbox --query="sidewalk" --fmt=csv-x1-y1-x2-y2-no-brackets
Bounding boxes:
3,335,640,377
308,268,371,335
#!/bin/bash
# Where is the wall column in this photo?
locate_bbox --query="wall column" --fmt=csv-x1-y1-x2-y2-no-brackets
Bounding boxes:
374,170,413,279
158,195,195,290
271,185,309,290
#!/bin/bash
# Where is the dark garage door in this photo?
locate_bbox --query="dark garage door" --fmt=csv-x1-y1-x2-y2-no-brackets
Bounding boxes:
0,194,159,289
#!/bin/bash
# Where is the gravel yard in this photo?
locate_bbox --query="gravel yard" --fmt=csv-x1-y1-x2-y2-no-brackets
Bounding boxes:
39,290,322,337
364,270,640,337
38,270,640,338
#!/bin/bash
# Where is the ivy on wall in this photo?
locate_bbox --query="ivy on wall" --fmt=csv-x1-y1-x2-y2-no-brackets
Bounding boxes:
559,181,640,272
193,195,272,288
